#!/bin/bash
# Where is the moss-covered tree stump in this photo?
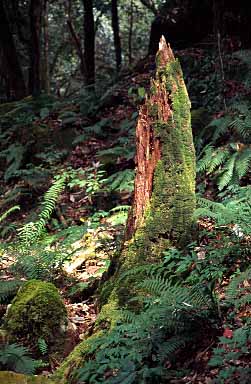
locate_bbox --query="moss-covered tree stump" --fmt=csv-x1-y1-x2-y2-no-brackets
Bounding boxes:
99,36,196,309
53,36,196,383
4,280,67,350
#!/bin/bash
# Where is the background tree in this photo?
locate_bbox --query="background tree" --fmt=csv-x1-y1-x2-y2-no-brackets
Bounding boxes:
83,0,95,86
29,0,44,96
0,2,26,100
111,0,122,72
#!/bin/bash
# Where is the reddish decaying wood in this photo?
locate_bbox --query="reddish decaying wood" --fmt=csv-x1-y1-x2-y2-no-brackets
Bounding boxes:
126,37,173,239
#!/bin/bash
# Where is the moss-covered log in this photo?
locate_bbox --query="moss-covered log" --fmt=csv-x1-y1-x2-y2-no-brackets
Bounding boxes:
52,36,196,383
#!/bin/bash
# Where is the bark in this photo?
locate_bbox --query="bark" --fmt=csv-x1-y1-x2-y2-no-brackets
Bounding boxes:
0,2,26,100
128,0,133,65
111,0,122,72
65,0,86,79
29,0,43,96
82,0,95,85
42,0,50,93
52,37,195,383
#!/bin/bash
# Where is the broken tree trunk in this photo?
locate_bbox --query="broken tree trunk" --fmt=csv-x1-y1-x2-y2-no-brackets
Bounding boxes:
125,35,196,259
52,36,196,383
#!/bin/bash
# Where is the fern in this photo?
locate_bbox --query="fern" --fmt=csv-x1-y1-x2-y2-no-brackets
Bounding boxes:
1,143,26,181
97,145,135,162
198,144,251,190
11,245,71,280
225,268,251,310
0,343,41,374
18,174,66,246
105,170,135,192
0,206,20,223
195,192,251,234
0,280,23,304
37,338,48,356
197,100,251,190
75,265,214,383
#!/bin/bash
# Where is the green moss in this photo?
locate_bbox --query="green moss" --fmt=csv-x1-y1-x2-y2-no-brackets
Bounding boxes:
99,41,196,307
0,371,55,384
4,280,67,348
52,331,104,384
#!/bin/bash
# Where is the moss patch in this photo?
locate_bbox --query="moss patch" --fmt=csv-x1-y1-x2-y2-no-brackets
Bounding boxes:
0,371,55,384
4,280,67,349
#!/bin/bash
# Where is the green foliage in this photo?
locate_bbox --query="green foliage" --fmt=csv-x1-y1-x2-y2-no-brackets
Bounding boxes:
0,143,26,181
197,102,251,190
18,174,66,246
73,118,113,143
209,327,251,384
197,144,251,190
105,170,135,192
108,205,130,226
97,145,135,163
74,264,214,383
0,206,20,224
0,280,23,304
66,164,107,198
0,343,41,375
37,338,48,356
128,86,146,103
11,245,71,280
225,268,251,311
195,188,251,234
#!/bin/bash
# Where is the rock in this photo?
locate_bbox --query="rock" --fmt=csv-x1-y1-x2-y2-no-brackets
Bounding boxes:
4,280,67,350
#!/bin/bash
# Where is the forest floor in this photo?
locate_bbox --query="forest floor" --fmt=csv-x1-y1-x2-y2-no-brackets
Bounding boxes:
1,45,251,383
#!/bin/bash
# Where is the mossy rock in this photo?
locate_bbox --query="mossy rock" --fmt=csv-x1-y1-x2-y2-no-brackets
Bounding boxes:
0,371,55,384
4,280,67,349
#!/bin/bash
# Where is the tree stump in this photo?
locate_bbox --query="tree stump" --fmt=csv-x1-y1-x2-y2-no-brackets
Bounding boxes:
52,36,196,383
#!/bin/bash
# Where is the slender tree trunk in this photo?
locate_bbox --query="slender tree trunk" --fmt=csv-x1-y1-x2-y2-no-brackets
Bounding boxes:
42,0,50,94
111,0,122,72
29,0,43,96
65,0,86,80
0,2,26,100
128,0,133,65
52,37,196,383
82,0,95,86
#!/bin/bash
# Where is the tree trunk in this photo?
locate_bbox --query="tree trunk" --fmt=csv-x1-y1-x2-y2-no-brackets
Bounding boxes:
82,0,95,86
29,0,43,96
128,0,133,65
0,2,26,100
42,0,50,94
111,0,122,72
52,37,196,383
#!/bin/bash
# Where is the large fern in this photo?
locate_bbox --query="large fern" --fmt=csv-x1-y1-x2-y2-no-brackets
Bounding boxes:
195,188,251,234
197,101,251,190
75,267,214,384
18,174,66,246
0,280,23,304
0,343,41,375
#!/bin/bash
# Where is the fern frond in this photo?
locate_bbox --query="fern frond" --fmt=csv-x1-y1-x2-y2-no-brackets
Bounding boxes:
235,147,251,178
0,206,20,224
18,174,66,246
0,280,23,304
0,343,40,374
218,152,238,190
